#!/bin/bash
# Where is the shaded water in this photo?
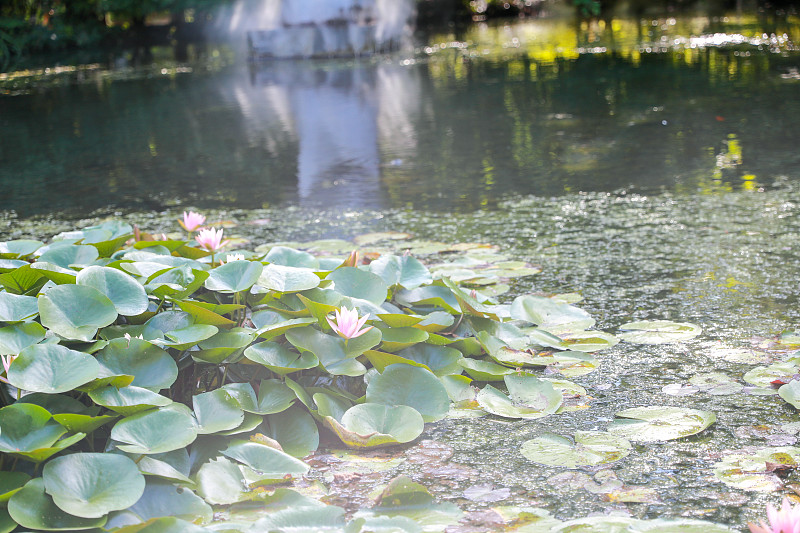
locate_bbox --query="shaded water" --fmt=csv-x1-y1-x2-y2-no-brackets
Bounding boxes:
1,13,800,216
3,11,800,531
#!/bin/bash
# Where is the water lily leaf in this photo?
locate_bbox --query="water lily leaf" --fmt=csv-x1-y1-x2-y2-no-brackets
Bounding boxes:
193,389,245,435
617,320,702,344
176,300,235,328
377,326,429,353
394,285,460,314
124,479,212,525
0,321,46,355
285,326,367,376
414,311,455,332
397,344,463,376
362,475,463,530
744,362,799,387
0,472,30,506
441,277,499,319
8,343,100,394
264,246,319,268
0,403,68,455
688,372,743,395
194,457,249,505
88,386,172,416
636,519,738,532
38,284,118,341
255,316,317,340
510,295,595,335
250,506,346,532
265,405,319,458
112,403,198,454
477,376,562,420
193,328,255,364
161,324,219,350
327,267,388,305
548,351,598,377
8,478,107,531
323,403,424,448
52,413,117,434
76,266,149,316
366,364,450,422
369,255,432,290
458,358,515,381
222,440,309,480
364,349,431,374
224,379,297,416
0,292,38,322
713,446,800,491
43,452,145,518
376,313,424,328
244,341,318,375
607,406,716,442
520,431,632,468
255,264,320,293
0,264,46,295
779,380,800,409
562,331,620,352
95,338,178,391
0,239,43,259
38,244,99,269
146,267,209,300
204,260,263,293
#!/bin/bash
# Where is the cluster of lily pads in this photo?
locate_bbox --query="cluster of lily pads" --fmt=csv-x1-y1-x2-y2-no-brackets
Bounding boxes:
0,217,729,532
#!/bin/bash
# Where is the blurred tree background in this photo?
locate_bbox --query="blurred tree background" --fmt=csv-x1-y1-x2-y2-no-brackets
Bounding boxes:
1,0,798,70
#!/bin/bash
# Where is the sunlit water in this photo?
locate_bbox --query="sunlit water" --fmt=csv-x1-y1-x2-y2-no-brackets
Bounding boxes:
3,11,800,530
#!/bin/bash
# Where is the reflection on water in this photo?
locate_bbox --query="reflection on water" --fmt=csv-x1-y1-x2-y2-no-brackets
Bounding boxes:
0,13,799,216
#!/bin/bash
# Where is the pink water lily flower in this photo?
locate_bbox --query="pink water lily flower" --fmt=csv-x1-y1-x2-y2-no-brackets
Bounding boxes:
179,211,206,232
749,498,800,533
0,354,16,384
195,227,229,253
327,306,373,340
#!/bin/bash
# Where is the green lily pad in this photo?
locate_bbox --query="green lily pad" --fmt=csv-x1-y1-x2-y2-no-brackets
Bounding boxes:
250,506,346,532
95,338,178,391
0,321,46,355
8,343,100,394
88,386,172,416
617,320,703,344
244,341,319,375
779,380,800,408
395,344,463,376
284,326,369,376
42,453,145,518
713,446,800,492
38,243,99,269
111,403,198,454
377,326,429,353
458,358,515,381
366,364,450,422
477,375,563,420
255,264,320,293
255,316,318,340
265,406,320,458
607,406,716,442
52,413,117,434
0,292,38,322
223,379,297,415
193,389,245,435
76,266,149,316
360,475,463,530
0,403,68,456
194,457,249,505
520,431,632,468
0,472,30,505
394,285,460,314
8,478,108,531
222,440,309,480
510,295,595,335
124,479,212,525
369,255,432,290
327,267,388,305
193,328,255,364
0,239,43,259
264,246,319,268
38,284,118,341
205,260,263,293
161,324,219,350
324,403,424,448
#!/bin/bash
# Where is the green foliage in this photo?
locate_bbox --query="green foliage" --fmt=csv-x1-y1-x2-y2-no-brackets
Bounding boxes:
0,217,717,530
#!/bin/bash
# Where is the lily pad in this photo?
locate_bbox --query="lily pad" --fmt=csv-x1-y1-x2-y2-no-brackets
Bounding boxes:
327,267,388,305
221,440,309,480
607,406,716,442
111,403,198,454
244,341,318,375
369,255,432,290
42,453,145,518
713,446,800,492
204,260,263,293
95,338,177,391
76,266,149,316
8,343,100,394
520,431,632,468
38,284,118,341
476,375,563,420
366,364,450,422
88,386,172,416
617,320,702,344
0,292,38,322
256,264,320,293
8,478,107,531
510,295,595,335
325,403,425,448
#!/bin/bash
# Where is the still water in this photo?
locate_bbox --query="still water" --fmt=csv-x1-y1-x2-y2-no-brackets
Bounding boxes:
1,13,800,216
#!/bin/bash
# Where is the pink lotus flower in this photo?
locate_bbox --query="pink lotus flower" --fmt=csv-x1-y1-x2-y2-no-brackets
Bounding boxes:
179,211,206,232
0,354,16,384
327,306,373,340
749,498,800,533
195,227,229,253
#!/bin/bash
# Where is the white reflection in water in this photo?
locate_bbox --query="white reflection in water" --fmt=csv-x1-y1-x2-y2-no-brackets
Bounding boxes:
244,60,420,208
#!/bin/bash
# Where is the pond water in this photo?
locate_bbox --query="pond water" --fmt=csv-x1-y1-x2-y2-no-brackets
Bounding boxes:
3,10,800,532
1,12,800,216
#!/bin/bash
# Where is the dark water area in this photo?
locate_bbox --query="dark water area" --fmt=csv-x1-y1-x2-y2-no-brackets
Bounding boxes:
1,13,800,217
